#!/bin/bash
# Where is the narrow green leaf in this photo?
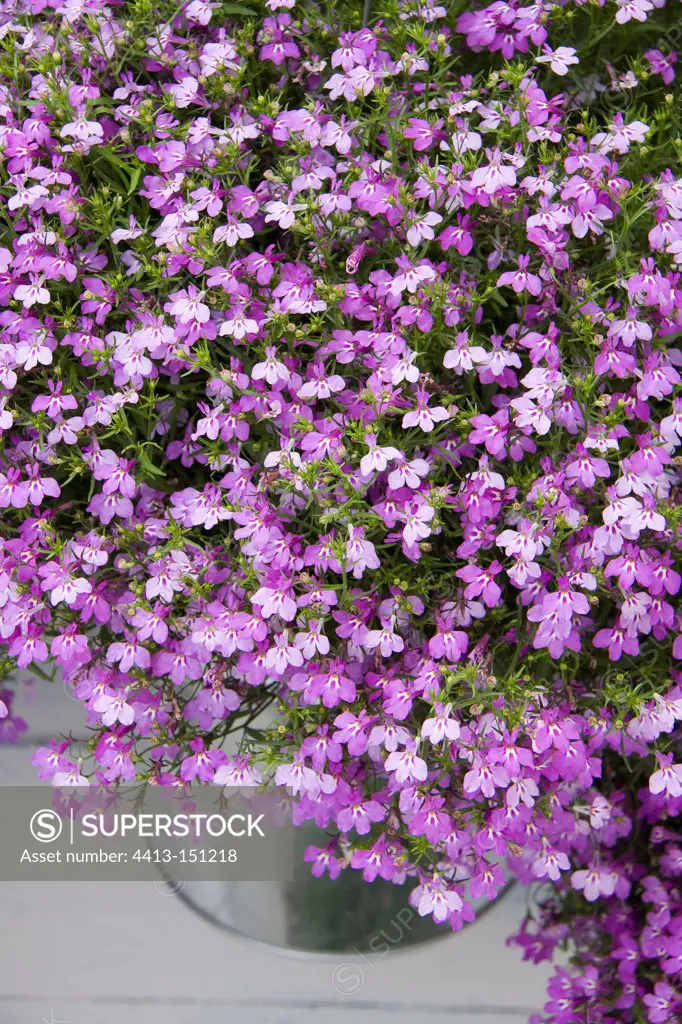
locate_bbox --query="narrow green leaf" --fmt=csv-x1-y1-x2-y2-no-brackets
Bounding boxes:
220,3,257,13
127,165,142,196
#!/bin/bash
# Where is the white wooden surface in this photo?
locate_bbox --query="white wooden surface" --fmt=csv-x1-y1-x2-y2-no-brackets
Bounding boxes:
0,678,554,1024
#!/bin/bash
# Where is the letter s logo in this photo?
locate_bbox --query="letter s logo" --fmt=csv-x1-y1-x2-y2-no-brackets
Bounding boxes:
30,809,63,843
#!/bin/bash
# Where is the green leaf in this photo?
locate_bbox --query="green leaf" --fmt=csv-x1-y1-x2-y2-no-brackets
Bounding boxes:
138,446,167,479
220,3,257,13
127,165,142,197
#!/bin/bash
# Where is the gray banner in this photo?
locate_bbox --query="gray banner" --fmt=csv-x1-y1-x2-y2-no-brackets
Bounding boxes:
0,786,294,881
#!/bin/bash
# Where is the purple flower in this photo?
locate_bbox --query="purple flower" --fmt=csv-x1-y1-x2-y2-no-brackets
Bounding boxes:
649,753,682,798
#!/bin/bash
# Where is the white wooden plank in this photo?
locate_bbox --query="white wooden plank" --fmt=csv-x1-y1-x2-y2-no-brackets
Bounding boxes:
0,1004,533,1024
0,743,555,1019
0,876,552,1011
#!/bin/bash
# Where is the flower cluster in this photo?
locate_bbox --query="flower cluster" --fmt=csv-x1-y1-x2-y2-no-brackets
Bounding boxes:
515,745,682,1024
0,0,681,1018
512,675,682,1019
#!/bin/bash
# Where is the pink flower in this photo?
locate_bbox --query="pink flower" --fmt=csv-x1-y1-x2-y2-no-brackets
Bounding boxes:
336,790,386,835
643,983,678,1024
275,757,336,797
421,703,460,744
411,878,463,923
615,0,653,23
364,619,405,658
497,255,542,296
52,761,90,786
252,578,297,621
532,847,570,881
93,690,136,727
463,756,510,798
403,117,444,151
385,746,428,783
401,502,435,547
536,46,579,76
456,562,503,608
471,148,517,194
571,867,619,902
406,212,442,246
252,346,290,385
389,257,437,297
309,662,357,708
345,526,380,580
13,275,50,307
167,286,210,324
649,753,682,798
106,635,151,672
402,388,450,433
264,199,304,229
428,617,469,662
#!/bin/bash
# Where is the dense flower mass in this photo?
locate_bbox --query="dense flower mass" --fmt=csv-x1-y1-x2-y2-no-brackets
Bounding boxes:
0,0,681,1018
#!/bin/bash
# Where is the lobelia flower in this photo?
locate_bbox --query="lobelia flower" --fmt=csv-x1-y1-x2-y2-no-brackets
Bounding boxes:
536,46,579,76
385,744,428,784
421,703,461,745
410,877,464,923
648,753,682,798
570,867,619,902
0,4,680,1018
497,255,543,296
